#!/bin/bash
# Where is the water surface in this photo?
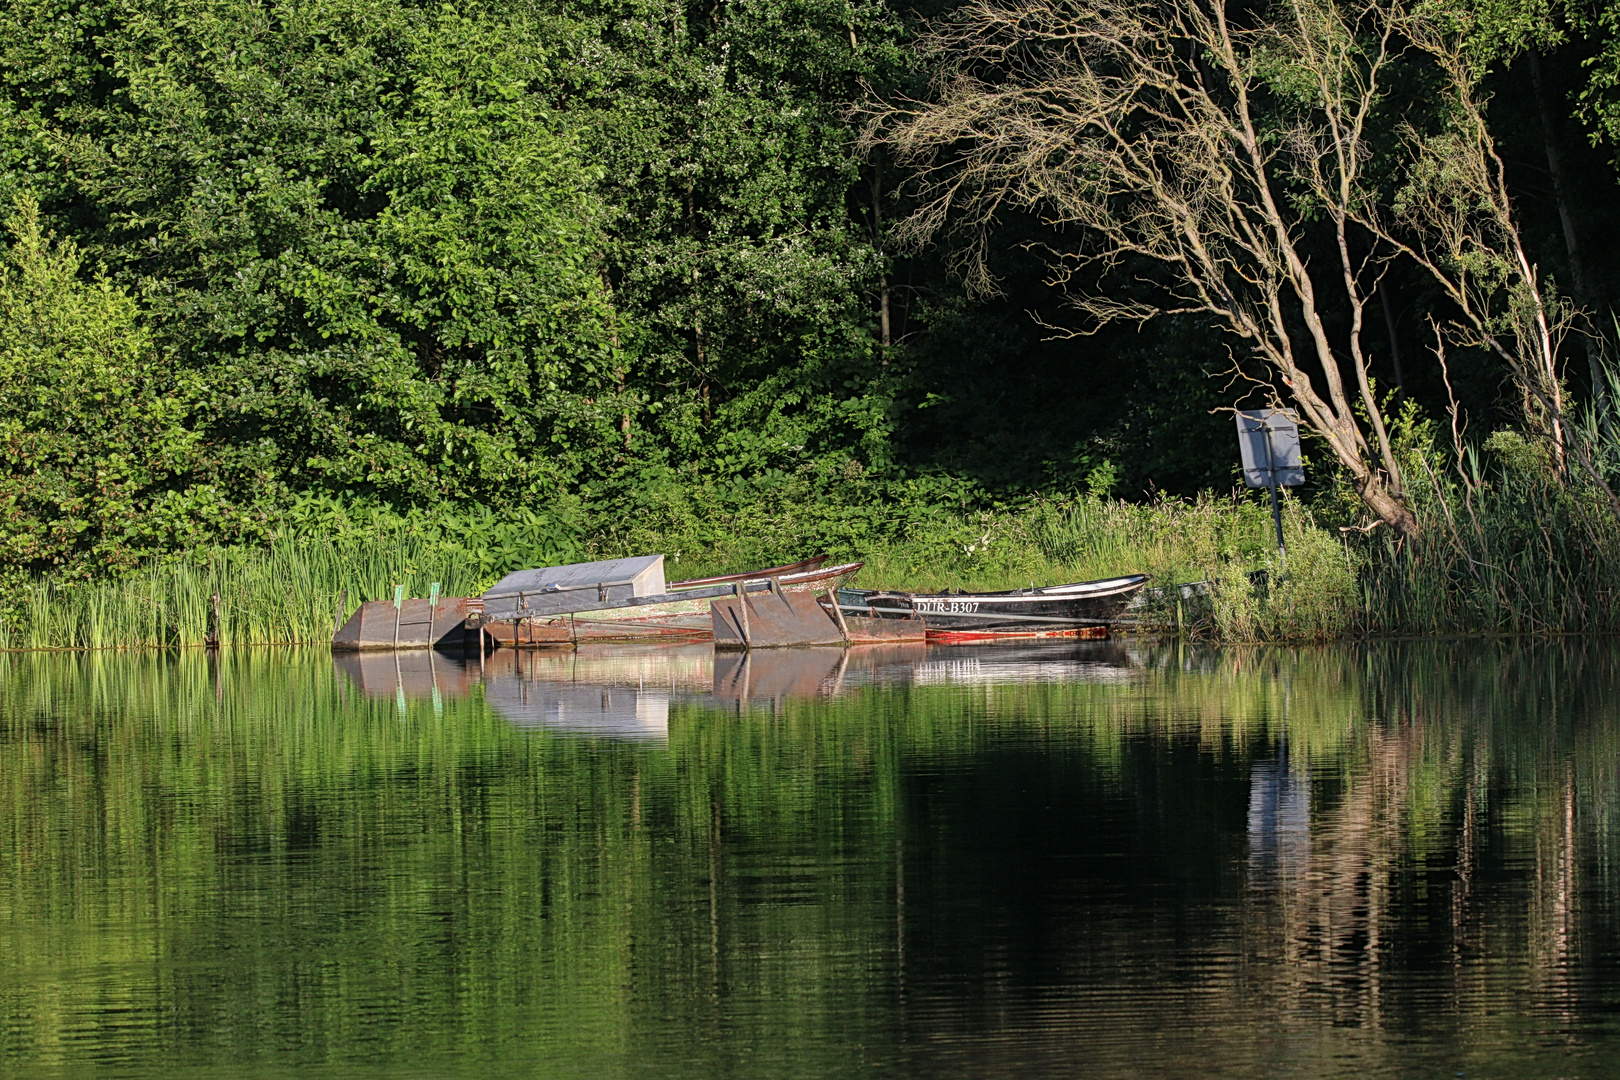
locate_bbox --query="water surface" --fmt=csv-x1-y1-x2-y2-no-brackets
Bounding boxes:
3,639,1618,1078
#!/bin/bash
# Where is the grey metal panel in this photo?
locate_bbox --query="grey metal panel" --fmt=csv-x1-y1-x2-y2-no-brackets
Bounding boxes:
1236,409,1305,488
480,555,666,619
331,597,481,651
711,591,847,649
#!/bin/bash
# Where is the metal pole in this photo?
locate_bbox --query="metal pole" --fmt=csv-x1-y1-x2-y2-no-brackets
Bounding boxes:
1261,419,1286,558
1269,480,1285,558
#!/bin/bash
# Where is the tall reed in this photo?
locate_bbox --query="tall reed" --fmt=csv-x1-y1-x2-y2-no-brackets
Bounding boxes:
0,538,495,651
1358,425,1620,635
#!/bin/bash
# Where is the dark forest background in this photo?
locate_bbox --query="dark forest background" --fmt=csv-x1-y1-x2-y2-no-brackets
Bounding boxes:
5,0,1620,580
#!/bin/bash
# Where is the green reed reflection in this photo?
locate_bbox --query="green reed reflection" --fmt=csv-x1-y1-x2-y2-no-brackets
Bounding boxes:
1,641,1618,1079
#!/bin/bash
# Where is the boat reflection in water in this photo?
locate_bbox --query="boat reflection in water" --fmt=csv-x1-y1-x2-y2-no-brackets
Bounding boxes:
333,640,1136,741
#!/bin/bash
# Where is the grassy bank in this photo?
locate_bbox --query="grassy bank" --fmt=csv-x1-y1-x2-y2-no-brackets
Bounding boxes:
0,491,1350,648
5,425,1620,649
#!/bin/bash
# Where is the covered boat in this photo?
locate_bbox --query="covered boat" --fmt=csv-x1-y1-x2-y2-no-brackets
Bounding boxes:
839,574,1149,641
486,558,864,646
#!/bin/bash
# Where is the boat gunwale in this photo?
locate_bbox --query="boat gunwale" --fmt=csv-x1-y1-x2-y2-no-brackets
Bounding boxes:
858,574,1149,606
669,555,830,590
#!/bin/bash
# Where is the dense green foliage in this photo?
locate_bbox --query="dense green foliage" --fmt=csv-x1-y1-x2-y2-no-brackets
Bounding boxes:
0,197,220,575
3,0,622,521
4,0,1620,636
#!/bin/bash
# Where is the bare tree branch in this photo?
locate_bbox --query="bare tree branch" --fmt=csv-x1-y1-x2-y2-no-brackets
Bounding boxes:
862,0,1580,535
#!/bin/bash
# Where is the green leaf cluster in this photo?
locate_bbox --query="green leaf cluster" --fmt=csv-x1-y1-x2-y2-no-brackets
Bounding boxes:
0,195,234,579
4,0,622,520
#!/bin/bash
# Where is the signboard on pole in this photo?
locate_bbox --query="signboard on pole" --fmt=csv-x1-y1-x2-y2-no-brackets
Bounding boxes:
1236,410,1304,489
1235,409,1305,556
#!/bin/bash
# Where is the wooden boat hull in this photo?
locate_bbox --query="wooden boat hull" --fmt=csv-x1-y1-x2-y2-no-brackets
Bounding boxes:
490,562,865,646
842,574,1148,634
667,555,828,588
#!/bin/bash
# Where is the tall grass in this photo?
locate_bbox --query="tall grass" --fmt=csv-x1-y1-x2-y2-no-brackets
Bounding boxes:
608,488,1362,642
0,498,581,651
0,538,496,651
1359,427,1620,635
11,412,1620,650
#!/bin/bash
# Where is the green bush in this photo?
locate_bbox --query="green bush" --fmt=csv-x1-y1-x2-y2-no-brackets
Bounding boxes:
0,197,242,581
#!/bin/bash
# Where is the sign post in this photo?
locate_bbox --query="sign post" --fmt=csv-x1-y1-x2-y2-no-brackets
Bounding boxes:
1235,410,1305,556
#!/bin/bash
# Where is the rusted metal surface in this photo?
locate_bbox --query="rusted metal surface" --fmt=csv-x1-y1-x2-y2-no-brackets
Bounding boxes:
711,588,848,649
843,614,927,643
543,561,866,645
332,596,485,651
925,625,1109,643
478,616,576,647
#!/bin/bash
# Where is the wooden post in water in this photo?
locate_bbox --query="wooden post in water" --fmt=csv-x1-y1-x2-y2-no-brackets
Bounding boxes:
391,584,404,648
205,591,222,651
734,581,750,646
428,582,440,646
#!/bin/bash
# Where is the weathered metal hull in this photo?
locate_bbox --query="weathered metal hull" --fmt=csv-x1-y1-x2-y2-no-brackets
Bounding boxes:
331,597,486,651
712,589,926,649
843,575,1149,634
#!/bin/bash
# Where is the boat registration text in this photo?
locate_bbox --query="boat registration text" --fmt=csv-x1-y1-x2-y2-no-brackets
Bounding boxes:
915,600,981,614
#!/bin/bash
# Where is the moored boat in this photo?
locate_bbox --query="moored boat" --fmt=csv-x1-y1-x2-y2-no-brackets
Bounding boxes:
489,560,865,646
839,574,1149,640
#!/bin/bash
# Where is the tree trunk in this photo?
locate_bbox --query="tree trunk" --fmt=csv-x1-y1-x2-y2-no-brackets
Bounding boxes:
870,172,891,354
1529,49,1613,436
1354,471,1420,536
1379,286,1405,398
1312,412,1420,536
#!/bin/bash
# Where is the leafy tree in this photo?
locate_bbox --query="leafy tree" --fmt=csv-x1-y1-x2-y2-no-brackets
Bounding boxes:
867,0,1596,534
561,0,912,487
8,0,622,509
0,196,224,577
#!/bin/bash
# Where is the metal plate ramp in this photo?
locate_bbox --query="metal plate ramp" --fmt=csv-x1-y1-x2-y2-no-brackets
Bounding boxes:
712,584,924,649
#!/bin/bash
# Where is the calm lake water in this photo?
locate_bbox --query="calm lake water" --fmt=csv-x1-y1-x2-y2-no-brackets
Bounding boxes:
3,639,1619,1079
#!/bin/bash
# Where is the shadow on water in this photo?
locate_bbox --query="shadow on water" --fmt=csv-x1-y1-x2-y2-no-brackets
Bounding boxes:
3,638,1620,1078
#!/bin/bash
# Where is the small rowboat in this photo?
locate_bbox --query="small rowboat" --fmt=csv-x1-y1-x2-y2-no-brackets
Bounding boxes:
839,574,1148,640
491,560,865,646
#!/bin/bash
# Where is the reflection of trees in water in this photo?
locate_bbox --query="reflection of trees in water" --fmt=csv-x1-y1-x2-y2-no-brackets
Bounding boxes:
1234,638,1608,1037
1247,727,1413,1031
2,640,1618,1071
